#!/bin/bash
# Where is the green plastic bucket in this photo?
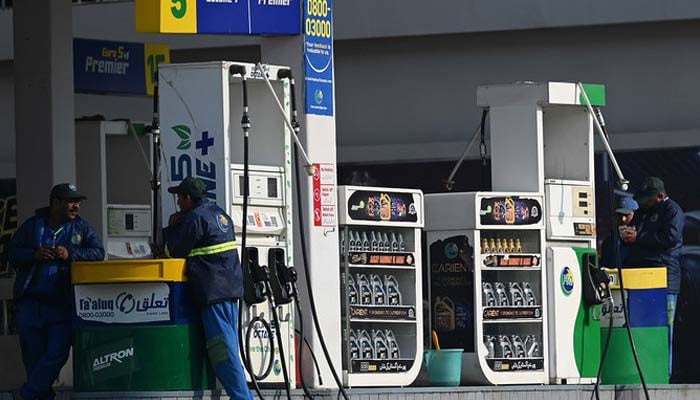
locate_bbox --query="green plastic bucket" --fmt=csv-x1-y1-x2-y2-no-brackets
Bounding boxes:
424,349,462,386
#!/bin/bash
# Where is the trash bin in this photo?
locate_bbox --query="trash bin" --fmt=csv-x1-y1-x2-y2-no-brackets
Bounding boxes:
71,259,215,391
600,267,668,384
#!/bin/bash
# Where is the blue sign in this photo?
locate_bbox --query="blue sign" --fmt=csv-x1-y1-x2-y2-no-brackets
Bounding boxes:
250,0,301,34
303,0,333,116
73,39,146,95
197,0,249,34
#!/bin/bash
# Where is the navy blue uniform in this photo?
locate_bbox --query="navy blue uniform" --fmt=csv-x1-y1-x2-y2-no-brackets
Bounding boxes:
626,198,685,293
600,235,631,268
163,199,252,400
8,207,104,400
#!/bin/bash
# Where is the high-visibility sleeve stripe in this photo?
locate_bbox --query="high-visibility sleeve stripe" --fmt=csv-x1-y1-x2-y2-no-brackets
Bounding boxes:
188,241,238,257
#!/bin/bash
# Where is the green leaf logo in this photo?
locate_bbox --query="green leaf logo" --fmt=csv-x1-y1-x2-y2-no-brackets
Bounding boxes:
172,125,191,149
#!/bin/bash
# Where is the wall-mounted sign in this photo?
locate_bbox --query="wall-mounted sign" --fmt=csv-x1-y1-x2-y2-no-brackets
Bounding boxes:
303,0,334,116
73,38,170,96
135,0,301,35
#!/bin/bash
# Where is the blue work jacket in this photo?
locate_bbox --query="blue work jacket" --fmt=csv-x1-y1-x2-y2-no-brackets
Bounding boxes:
626,198,685,293
8,207,105,302
163,199,243,306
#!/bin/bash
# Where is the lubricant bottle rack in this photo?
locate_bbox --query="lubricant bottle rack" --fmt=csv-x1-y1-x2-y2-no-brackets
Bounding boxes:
337,186,424,387
425,191,549,385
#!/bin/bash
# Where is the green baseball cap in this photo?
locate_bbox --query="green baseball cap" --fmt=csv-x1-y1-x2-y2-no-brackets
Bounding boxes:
633,176,666,204
168,177,207,197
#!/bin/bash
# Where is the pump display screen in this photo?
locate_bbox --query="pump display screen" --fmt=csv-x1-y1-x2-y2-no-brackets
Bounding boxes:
125,214,134,231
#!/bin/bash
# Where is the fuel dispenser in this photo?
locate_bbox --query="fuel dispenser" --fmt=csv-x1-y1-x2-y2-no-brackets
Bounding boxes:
425,82,608,385
76,120,153,260
230,164,295,386
477,82,606,384
158,61,296,389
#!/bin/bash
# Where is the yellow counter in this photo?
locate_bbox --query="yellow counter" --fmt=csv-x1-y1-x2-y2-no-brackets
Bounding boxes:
71,258,188,284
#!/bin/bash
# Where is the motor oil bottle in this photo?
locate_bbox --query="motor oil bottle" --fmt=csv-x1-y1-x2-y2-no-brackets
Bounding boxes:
482,282,496,307
385,329,401,359
485,335,496,358
494,282,509,306
514,238,523,253
390,232,399,252
525,335,540,357
433,296,456,331
348,330,360,360
382,232,391,252
523,282,537,306
358,329,374,359
371,274,386,305
347,274,358,305
508,282,524,306
481,238,489,253
507,238,516,253
372,330,389,359
370,231,379,252
348,230,356,252
511,335,526,358
340,230,346,254
361,231,370,252
357,274,372,305
495,238,503,253
498,335,513,358
398,233,406,252
385,275,402,306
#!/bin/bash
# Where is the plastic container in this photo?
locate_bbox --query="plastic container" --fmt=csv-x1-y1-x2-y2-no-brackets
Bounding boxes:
423,349,462,386
71,259,214,391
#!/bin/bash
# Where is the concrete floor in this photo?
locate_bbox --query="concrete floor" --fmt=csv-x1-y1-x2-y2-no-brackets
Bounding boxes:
1,385,699,400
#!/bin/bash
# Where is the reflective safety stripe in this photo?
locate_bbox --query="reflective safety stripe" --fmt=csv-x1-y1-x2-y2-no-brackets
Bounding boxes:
188,241,238,257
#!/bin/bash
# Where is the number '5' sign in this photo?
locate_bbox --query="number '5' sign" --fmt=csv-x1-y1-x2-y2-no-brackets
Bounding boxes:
171,0,187,19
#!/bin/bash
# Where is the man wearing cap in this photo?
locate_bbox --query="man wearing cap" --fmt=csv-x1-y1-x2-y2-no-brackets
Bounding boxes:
622,176,684,373
8,183,105,400
600,196,639,268
161,177,252,400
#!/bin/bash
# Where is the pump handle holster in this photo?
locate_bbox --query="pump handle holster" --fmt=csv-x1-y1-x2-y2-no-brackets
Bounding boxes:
243,247,267,305
268,248,293,305
583,252,612,306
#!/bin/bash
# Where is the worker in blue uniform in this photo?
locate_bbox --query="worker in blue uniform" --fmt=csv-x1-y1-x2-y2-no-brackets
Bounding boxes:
622,176,684,374
599,196,638,268
161,177,252,400
8,183,105,400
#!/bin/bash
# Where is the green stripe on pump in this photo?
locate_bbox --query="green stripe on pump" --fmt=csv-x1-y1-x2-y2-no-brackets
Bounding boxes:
188,241,238,257
579,83,606,106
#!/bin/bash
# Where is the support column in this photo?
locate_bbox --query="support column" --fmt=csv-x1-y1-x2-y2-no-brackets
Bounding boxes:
13,0,75,220
261,5,340,387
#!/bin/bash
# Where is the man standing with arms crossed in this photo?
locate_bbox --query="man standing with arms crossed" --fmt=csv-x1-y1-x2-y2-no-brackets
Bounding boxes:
161,177,253,400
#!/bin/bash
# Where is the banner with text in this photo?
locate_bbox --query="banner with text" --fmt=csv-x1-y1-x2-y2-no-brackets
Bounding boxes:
75,282,171,324
74,38,170,96
303,0,334,116
135,0,300,35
